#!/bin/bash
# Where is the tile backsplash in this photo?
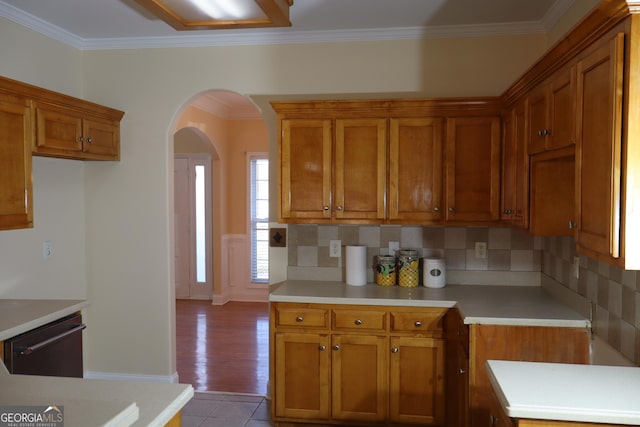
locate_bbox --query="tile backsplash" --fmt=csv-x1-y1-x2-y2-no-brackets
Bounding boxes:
287,224,542,282
286,224,640,365
543,235,640,365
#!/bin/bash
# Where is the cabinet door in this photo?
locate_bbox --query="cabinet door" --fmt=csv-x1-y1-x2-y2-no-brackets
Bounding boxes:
446,310,469,427
574,33,624,260
445,116,501,222
82,117,120,159
280,119,332,220
547,67,576,151
34,103,83,153
335,119,386,220
274,332,330,420
389,336,445,425
501,102,528,228
469,325,590,427
331,334,387,423
0,94,33,230
529,148,575,236
389,117,443,223
527,86,548,154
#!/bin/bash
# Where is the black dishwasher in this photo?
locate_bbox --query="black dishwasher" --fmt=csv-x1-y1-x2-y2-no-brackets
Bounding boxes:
4,313,85,378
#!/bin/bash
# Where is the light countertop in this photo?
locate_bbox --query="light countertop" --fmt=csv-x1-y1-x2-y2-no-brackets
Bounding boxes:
487,360,640,425
269,281,590,327
0,299,89,340
0,299,194,426
0,373,193,427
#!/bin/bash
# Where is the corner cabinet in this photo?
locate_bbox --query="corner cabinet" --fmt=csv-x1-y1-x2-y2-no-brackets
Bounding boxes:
272,99,502,226
270,302,446,426
0,92,33,230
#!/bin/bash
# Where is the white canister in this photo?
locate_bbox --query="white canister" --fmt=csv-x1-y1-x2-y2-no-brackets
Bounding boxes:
423,257,446,288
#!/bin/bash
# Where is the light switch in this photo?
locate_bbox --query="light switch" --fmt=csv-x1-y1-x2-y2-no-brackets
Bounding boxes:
43,240,53,259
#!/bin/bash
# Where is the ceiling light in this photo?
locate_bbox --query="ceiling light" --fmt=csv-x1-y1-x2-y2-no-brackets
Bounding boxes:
135,0,293,30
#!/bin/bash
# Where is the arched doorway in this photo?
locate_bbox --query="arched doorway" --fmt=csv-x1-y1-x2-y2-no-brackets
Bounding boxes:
172,90,270,394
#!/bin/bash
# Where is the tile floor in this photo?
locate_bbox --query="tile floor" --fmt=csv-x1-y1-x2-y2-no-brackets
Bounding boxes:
181,391,273,427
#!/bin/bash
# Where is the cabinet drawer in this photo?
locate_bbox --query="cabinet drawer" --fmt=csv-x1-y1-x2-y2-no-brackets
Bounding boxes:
332,309,386,331
390,309,446,333
275,306,329,328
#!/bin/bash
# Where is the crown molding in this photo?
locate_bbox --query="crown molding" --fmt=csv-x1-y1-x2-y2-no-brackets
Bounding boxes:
0,1,556,51
541,0,576,31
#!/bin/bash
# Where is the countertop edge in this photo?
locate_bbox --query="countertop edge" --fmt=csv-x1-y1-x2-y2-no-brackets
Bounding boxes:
0,300,89,341
486,360,640,426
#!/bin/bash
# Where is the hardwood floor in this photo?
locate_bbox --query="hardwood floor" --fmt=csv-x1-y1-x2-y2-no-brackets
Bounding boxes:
176,300,269,395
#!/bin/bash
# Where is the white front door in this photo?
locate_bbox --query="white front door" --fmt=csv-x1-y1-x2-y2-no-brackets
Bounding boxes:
174,155,212,299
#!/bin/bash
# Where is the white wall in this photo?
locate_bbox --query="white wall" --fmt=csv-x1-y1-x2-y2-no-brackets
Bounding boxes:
0,4,593,380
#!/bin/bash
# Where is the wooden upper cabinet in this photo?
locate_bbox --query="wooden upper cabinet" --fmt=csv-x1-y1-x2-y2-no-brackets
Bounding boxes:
445,116,501,223
389,117,443,223
501,102,528,228
574,33,624,261
335,119,386,220
527,66,576,154
280,119,332,221
529,147,576,236
273,99,500,225
0,93,33,230
34,102,121,160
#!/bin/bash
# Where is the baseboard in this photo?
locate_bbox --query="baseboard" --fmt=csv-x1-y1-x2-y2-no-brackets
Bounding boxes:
84,370,179,383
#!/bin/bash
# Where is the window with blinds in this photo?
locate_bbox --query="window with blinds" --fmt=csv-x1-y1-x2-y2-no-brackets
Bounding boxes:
250,154,269,283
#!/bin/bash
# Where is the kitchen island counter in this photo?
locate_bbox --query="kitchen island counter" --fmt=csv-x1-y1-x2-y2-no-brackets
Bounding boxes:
487,360,640,425
269,280,590,327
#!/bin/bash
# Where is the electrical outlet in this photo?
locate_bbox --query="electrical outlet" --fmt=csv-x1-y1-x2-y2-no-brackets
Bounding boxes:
329,240,341,258
475,242,487,259
43,240,53,260
388,241,400,256
573,256,580,279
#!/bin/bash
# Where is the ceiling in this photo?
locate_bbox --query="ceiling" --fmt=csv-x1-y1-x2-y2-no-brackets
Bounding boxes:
0,0,573,50
0,0,577,118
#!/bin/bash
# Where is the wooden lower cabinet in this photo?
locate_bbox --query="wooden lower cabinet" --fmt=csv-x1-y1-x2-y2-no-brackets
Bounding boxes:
332,334,388,423
389,336,445,425
271,303,446,426
469,325,590,427
273,332,330,420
